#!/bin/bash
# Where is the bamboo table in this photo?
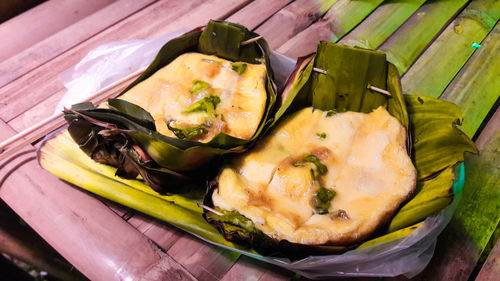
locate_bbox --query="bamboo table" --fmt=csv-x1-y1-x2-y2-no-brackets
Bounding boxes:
0,0,498,280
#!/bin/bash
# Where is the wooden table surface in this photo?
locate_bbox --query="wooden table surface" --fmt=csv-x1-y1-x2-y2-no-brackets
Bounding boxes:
0,0,498,280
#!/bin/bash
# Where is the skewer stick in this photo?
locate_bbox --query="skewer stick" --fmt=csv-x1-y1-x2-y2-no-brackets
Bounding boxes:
313,67,327,74
0,36,264,161
197,203,223,216
368,85,391,96
312,68,392,96
241,35,262,46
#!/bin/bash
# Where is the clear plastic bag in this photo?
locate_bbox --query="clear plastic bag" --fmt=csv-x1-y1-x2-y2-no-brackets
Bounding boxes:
57,31,463,279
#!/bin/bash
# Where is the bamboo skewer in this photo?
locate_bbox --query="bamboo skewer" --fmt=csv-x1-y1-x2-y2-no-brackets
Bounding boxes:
0,36,265,162
241,35,262,46
368,85,391,96
313,67,327,74
197,203,223,216
312,67,392,96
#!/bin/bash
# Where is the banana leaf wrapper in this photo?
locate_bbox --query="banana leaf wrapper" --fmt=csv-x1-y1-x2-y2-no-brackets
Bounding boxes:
63,20,277,193
203,42,478,258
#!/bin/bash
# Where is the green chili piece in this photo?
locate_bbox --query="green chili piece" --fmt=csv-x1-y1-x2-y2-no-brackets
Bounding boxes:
231,62,247,75
182,96,221,117
189,80,211,95
314,186,336,215
293,154,328,175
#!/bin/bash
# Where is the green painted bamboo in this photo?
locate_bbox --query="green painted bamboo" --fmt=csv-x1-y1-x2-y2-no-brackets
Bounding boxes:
277,0,384,57
378,0,469,74
323,0,384,42
439,23,500,138
339,0,427,50
403,0,500,98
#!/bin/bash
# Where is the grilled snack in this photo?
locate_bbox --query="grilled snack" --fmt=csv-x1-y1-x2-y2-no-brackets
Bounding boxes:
203,42,467,258
63,21,277,193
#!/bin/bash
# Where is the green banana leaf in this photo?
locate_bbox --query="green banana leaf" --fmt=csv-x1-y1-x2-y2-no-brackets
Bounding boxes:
203,42,478,258
64,20,277,193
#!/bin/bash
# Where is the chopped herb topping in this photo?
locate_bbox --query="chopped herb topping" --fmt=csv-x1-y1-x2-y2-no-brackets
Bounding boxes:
166,122,207,140
316,132,327,139
293,154,328,175
313,186,336,215
189,80,211,95
182,95,221,117
231,62,247,75
297,154,334,214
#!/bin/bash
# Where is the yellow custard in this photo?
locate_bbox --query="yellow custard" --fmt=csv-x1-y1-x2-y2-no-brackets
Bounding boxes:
117,52,267,142
212,107,416,245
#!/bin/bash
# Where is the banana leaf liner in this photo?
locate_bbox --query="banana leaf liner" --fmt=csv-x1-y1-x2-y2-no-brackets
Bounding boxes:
63,20,277,193
203,42,478,259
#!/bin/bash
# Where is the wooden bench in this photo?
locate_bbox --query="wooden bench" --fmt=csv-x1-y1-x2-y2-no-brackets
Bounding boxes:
0,0,498,280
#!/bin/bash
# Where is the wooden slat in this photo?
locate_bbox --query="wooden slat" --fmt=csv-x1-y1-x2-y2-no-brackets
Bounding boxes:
7,64,140,133
377,0,469,74
0,0,116,63
0,0,198,122
0,121,195,281
338,0,426,49
221,255,293,281
127,213,184,251
439,22,500,137
0,0,251,125
226,0,291,30
402,0,500,98
0,0,157,89
409,108,500,280
254,0,337,49
476,239,500,281
167,234,240,281
277,0,384,58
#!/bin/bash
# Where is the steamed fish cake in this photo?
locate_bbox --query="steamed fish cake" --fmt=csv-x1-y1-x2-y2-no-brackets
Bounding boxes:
212,107,416,245
118,52,267,142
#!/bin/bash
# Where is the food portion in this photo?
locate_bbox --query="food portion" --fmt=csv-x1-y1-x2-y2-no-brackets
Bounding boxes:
118,52,268,142
212,107,417,245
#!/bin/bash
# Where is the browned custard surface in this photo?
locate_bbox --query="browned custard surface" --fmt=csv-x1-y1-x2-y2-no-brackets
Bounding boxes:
213,107,416,245
118,52,267,142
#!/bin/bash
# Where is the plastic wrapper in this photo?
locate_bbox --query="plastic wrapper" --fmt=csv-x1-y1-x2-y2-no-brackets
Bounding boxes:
55,31,463,279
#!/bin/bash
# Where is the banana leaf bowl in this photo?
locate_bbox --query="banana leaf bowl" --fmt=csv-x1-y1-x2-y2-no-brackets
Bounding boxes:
62,20,277,193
